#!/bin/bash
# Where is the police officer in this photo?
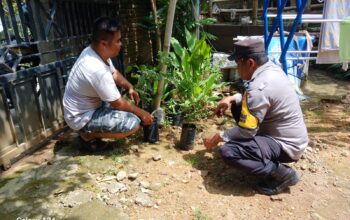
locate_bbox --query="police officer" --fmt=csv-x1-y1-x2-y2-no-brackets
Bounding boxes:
204,38,308,195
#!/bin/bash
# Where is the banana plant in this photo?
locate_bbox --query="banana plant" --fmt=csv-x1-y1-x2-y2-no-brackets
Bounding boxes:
165,29,224,122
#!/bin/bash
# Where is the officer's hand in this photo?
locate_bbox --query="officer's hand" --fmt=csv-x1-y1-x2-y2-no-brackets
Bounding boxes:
214,96,236,117
129,88,140,106
214,102,229,117
140,110,153,126
203,133,222,151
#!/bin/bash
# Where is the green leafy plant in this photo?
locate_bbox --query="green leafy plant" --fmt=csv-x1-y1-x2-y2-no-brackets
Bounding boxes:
194,209,213,220
128,65,160,109
166,99,180,114
139,1,217,51
185,154,201,166
105,168,117,176
197,17,218,41
109,148,126,163
128,65,173,111
164,29,224,122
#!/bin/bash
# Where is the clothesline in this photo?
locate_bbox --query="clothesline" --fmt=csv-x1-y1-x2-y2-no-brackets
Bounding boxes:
268,50,318,54
267,13,342,22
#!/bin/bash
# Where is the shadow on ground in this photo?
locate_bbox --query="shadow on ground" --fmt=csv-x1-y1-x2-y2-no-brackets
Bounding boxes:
182,149,262,197
0,149,89,219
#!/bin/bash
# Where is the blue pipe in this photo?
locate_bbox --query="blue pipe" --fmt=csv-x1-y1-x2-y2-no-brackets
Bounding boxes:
263,0,270,53
265,0,287,52
277,0,287,65
279,0,308,73
296,0,301,11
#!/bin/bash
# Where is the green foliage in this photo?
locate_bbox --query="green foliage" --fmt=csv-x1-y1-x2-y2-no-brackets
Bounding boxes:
161,0,197,45
194,209,213,220
138,0,194,45
166,99,179,114
185,154,201,166
109,148,126,163
127,64,174,109
164,29,224,122
1,1,28,41
197,17,218,41
128,65,160,107
105,168,116,176
140,0,217,47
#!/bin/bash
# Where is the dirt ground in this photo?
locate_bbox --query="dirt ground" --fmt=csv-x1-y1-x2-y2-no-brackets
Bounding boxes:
0,68,349,220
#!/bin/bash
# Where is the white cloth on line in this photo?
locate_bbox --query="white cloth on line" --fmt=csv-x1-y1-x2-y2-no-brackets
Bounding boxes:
316,0,350,66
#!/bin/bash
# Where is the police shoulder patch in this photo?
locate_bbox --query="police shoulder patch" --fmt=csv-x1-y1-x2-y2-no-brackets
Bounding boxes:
238,92,259,129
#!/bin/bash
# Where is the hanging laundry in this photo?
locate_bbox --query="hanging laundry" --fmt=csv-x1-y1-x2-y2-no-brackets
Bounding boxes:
316,0,350,65
339,17,350,70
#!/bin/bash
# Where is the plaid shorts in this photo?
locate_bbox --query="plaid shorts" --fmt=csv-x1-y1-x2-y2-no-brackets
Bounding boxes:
81,106,141,133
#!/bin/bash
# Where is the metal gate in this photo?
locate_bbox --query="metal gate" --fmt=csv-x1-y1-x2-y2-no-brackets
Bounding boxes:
0,0,122,169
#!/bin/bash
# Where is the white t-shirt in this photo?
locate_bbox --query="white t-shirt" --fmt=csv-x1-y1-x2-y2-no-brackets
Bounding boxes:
63,46,121,130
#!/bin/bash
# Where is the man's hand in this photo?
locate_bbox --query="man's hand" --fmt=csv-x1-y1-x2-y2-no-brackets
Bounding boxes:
203,133,223,151
128,88,140,106
110,98,152,125
139,109,153,126
112,70,140,105
214,96,235,117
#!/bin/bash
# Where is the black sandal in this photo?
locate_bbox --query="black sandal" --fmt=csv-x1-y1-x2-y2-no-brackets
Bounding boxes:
78,137,108,152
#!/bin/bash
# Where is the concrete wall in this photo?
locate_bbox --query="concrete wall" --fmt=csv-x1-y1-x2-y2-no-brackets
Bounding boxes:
205,23,294,53
205,24,264,53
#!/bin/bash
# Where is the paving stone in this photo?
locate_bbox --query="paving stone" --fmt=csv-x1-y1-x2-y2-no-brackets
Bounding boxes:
152,154,162,161
128,172,139,180
60,190,94,208
140,181,150,189
107,182,127,194
117,171,127,181
135,192,153,207
310,212,323,220
341,151,349,157
130,145,139,152
106,196,123,208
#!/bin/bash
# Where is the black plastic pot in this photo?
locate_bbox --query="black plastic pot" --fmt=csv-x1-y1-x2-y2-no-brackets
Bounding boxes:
179,123,196,150
168,112,182,126
143,117,159,143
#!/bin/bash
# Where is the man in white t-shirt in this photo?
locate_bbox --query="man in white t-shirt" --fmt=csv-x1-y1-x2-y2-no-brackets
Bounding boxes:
63,17,153,151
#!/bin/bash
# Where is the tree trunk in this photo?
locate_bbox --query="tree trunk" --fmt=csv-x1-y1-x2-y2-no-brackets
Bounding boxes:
252,0,258,25
194,0,200,39
208,0,212,17
153,0,177,110
150,0,162,54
